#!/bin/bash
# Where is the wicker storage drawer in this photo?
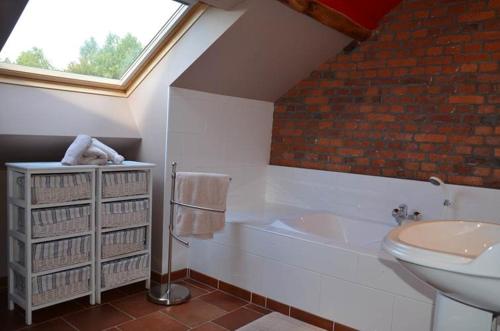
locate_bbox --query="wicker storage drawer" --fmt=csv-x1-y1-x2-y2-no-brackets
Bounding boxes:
18,173,92,204
14,236,91,272
101,228,146,258
101,254,148,289
14,266,91,306
102,171,148,198
101,200,148,228
17,205,91,238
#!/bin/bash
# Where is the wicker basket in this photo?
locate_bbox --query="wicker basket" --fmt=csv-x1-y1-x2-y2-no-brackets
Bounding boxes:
101,199,148,228
18,173,92,204
27,236,91,272
14,267,91,306
101,227,146,258
17,205,91,238
101,254,149,289
102,171,148,198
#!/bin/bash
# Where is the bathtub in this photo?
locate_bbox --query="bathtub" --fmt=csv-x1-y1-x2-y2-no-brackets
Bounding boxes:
226,203,394,253
188,203,435,331
262,212,393,251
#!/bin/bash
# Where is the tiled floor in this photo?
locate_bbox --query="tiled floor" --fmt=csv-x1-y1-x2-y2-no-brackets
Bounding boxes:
2,280,272,331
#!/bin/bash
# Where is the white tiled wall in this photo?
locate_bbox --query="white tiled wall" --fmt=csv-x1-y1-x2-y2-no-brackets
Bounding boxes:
167,87,273,206
165,87,273,272
266,165,500,225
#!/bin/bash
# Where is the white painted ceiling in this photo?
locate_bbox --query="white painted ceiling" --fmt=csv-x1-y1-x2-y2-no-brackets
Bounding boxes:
173,0,352,101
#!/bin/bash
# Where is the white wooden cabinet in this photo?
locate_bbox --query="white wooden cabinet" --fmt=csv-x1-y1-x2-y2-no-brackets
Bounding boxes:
6,161,155,324
6,162,96,325
95,161,154,304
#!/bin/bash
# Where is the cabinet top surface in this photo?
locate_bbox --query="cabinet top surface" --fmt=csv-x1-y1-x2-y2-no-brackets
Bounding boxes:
6,161,155,170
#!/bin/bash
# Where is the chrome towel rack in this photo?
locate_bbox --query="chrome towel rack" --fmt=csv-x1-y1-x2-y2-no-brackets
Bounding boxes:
148,162,229,306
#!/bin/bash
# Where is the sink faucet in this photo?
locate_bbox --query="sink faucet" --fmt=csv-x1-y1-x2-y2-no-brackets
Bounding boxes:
392,204,421,225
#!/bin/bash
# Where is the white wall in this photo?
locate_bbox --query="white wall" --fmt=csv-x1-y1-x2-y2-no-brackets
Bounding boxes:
0,84,138,138
127,5,246,274
166,87,273,272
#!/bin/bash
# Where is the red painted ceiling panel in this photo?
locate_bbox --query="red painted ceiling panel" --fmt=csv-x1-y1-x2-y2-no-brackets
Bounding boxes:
317,0,402,29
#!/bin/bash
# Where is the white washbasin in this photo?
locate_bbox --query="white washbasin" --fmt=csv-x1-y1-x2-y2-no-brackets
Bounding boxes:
383,220,500,331
384,220,500,310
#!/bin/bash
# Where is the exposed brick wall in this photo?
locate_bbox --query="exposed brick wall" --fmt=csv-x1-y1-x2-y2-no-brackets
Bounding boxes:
271,0,500,188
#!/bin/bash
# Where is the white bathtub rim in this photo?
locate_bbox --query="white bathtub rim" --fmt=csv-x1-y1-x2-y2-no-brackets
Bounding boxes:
226,202,396,259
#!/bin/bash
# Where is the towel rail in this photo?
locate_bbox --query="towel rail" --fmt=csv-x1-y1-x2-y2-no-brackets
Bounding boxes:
170,200,226,213
148,162,229,306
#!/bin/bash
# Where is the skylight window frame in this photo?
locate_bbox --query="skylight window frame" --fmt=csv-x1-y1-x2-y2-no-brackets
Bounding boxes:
0,2,206,97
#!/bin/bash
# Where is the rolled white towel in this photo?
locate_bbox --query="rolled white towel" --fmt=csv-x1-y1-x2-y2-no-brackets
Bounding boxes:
92,138,124,165
61,135,92,166
78,145,108,165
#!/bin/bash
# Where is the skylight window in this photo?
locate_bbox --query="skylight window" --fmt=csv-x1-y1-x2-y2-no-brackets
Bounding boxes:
0,0,189,85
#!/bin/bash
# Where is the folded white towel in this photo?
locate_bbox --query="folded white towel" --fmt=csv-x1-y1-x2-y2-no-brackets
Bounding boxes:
78,145,108,165
174,172,230,239
61,135,92,166
92,138,124,165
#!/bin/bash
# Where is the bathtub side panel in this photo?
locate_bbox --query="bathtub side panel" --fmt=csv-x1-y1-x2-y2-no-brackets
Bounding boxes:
319,274,395,331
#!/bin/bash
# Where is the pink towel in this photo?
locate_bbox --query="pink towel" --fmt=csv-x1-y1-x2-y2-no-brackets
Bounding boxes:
174,172,230,239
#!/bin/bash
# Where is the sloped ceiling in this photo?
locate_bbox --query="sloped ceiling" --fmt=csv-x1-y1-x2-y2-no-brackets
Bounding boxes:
0,0,28,50
173,0,352,101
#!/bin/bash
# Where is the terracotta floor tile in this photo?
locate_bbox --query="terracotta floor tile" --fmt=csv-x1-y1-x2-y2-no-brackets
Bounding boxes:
189,271,219,289
250,293,266,307
163,299,226,327
198,291,247,312
64,304,132,331
212,307,263,331
117,311,188,331
24,318,75,331
178,281,209,298
184,279,217,292
112,292,163,318
265,299,290,315
244,304,271,315
334,322,358,331
190,322,229,331
290,307,333,330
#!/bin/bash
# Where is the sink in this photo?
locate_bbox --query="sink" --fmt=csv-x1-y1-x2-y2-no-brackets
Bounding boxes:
383,220,500,331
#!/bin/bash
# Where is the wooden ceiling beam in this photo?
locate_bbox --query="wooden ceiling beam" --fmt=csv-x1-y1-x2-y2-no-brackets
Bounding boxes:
277,0,371,41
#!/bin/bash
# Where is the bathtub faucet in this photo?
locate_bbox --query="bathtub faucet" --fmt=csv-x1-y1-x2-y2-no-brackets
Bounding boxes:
392,204,421,225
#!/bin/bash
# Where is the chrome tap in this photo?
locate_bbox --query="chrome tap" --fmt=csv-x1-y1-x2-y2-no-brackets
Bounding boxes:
392,204,421,225
392,204,408,225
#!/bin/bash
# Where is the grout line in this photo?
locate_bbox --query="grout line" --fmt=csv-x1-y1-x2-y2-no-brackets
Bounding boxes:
181,278,214,293
159,309,197,328
203,322,231,330
60,316,80,331
107,302,137,321
184,278,218,292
